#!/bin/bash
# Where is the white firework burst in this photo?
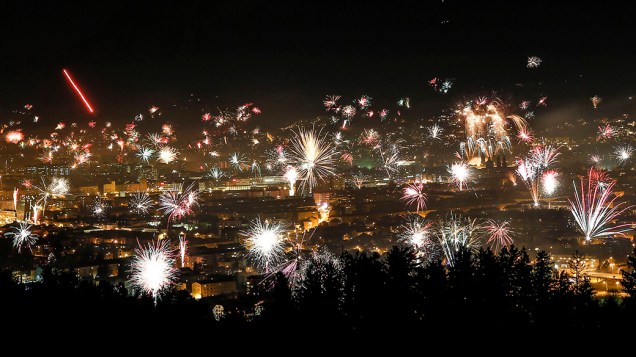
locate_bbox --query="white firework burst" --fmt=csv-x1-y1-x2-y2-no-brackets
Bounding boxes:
614,144,633,163
130,191,152,215
130,239,177,302
157,146,178,164
137,146,155,163
527,56,542,68
288,126,338,192
243,217,285,272
11,222,37,253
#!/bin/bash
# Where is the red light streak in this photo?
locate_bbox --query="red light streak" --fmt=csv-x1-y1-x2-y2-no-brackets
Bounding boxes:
62,68,94,113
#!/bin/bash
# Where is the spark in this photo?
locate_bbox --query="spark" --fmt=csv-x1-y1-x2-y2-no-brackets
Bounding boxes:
243,217,285,272
11,222,37,253
569,168,633,241
130,192,152,215
62,68,94,113
590,95,602,109
288,126,338,192
485,220,514,251
397,97,410,108
537,96,548,106
401,182,427,212
130,239,177,302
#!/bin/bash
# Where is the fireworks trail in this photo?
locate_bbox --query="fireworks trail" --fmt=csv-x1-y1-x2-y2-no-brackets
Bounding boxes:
485,220,514,251
130,239,177,302
62,68,94,113
288,126,338,193
402,182,427,212
178,232,187,268
284,166,298,196
516,159,540,206
11,222,37,253
243,217,285,272
570,168,633,241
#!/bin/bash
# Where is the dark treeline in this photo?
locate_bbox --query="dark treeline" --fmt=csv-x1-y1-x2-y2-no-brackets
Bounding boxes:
3,246,636,339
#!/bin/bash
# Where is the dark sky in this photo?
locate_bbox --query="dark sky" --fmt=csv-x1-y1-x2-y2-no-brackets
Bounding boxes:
1,0,635,129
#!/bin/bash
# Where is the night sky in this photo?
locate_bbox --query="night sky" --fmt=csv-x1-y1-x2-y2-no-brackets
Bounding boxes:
1,0,635,131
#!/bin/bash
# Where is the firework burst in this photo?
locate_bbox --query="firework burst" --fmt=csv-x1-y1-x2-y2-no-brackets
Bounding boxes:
437,214,483,267
288,126,338,192
137,147,155,163
243,217,285,272
485,220,514,251
570,168,633,241
399,216,434,251
401,182,427,212
542,170,559,196
130,191,152,215
130,239,177,302
428,124,443,140
11,222,37,253
527,56,542,68
614,144,633,163
159,183,199,226
157,146,178,164
448,162,470,191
